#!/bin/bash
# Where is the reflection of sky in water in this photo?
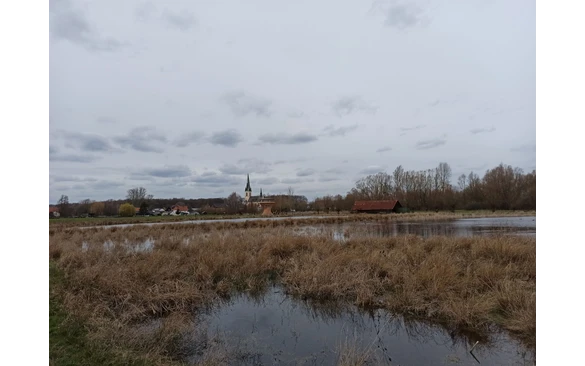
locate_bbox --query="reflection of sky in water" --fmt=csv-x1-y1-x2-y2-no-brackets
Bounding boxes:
294,216,536,241
193,289,534,366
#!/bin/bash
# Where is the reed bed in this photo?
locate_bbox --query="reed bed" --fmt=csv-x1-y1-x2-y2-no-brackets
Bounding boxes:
49,223,535,365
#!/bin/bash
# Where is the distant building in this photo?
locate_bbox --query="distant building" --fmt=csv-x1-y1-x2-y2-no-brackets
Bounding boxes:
243,174,264,205
351,200,403,213
49,206,60,218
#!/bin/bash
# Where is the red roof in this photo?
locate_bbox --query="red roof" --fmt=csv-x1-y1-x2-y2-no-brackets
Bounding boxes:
172,205,189,212
49,207,59,213
352,200,401,211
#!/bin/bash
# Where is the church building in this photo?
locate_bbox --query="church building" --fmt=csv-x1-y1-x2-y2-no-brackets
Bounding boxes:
243,174,264,205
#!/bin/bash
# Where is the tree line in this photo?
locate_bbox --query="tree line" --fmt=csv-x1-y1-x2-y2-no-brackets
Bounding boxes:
51,162,535,218
311,162,535,212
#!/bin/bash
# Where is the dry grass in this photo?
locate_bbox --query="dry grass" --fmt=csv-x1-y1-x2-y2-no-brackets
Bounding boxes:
50,223,535,364
49,210,536,228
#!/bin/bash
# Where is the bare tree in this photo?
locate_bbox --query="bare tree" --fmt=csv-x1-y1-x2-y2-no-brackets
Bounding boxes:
57,195,70,217
353,172,393,200
457,174,467,206
457,174,467,192
225,192,243,214
435,162,452,192
392,165,405,202
127,187,148,206
89,201,105,216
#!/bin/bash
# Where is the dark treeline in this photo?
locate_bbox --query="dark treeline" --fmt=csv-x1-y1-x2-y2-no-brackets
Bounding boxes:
312,162,536,212
51,162,535,217
52,196,227,218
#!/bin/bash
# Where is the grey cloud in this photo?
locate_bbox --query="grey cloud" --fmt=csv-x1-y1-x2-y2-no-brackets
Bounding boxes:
296,168,315,177
90,180,125,190
376,146,392,153
50,145,58,155
50,0,126,52
511,144,536,153
331,96,378,117
323,124,359,137
281,178,304,184
287,111,306,119
415,136,447,150
221,91,272,117
256,177,280,185
175,131,205,147
192,172,241,186
135,2,157,21
258,132,318,145
470,127,496,134
210,129,244,147
62,132,114,152
96,116,117,124
219,158,272,175
50,153,98,163
381,2,427,29
273,158,309,165
113,126,167,153
319,176,340,182
52,176,98,183
428,98,459,108
360,166,385,175
140,165,192,178
325,168,344,174
400,124,426,132
162,10,197,31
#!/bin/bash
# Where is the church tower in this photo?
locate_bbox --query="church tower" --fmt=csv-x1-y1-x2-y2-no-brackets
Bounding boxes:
244,174,252,202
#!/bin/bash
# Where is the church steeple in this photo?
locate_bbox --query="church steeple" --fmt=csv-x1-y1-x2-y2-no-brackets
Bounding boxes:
260,188,263,197
245,174,251,192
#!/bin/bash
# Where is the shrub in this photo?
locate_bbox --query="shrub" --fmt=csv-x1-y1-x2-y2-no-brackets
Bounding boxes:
118,203,136,217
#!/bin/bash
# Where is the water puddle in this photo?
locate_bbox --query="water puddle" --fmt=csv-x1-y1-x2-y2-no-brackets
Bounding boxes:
81,238,155,253
189,289,535,365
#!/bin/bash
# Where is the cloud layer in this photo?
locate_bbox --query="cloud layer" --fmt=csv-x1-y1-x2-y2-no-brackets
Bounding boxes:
49,0,535,203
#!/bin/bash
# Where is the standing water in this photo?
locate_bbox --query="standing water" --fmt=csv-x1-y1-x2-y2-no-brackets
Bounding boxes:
188,289,535,366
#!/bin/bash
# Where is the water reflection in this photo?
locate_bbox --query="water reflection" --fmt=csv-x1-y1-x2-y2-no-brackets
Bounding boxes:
191,289,535,366
297,216,536,241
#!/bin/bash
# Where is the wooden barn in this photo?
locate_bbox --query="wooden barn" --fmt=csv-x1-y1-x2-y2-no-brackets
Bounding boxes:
351,200,403,213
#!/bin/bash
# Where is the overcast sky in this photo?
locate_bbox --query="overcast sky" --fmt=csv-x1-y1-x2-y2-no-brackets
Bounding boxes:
49,0,535,203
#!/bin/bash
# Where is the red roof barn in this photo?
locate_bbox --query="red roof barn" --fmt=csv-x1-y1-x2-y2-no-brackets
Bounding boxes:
351,200,403,213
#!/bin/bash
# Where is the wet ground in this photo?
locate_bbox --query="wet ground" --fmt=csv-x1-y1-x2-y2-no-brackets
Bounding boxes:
187,288,535,366
82,217,536,253
80,215,336,229
298,216,536,241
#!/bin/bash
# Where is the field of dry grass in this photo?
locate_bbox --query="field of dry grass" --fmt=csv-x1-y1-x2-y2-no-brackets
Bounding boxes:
49,221,535,365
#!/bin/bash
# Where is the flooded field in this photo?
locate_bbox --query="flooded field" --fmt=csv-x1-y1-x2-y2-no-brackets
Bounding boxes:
188,289,534,366
81,216,536,239
299,216,536,241
53,215,536,365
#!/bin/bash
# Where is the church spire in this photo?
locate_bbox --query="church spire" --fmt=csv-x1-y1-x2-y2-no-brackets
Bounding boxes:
245,174,252,192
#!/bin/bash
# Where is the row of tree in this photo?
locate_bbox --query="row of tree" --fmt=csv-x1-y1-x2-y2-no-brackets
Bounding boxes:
311,162,536,212
52,162,535,217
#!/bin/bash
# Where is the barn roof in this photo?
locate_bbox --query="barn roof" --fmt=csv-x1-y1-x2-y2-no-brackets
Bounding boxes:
352,200,401,211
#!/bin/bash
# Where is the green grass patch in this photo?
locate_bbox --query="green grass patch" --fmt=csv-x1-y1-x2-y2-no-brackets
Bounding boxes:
49,262,151,366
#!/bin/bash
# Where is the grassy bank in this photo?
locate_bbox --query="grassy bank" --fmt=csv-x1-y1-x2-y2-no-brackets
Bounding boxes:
50,262,158,366
49,209,536,229
49,224,535,364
